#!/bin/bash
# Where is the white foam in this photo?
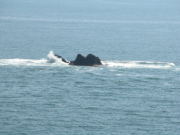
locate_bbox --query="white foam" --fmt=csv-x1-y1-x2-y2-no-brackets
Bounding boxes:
174,67,180,72
116,74,123,76
0,51,69,67
0,58,47,66
102,61,175,69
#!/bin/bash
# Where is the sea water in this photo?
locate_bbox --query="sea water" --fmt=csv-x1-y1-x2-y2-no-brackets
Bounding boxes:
0,0,180,134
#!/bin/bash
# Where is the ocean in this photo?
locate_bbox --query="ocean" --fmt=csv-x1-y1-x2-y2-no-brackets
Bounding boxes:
0,0,180,134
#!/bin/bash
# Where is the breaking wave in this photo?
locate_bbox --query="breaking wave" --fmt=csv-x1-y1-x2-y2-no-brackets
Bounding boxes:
0,51,69,67
0,51,176,69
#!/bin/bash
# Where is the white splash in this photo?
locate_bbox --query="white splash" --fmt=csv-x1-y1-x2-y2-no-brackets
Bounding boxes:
47,51,59,63
47,51,69,66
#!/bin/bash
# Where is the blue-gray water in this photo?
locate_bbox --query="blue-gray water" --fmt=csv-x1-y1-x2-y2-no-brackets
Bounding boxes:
0,0,180,134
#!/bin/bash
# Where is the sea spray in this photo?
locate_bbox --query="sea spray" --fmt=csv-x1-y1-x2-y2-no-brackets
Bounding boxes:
47,51,69,66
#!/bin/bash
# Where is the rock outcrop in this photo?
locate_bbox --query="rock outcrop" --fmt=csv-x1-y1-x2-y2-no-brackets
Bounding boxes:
69,54,102,66
54,54,102,66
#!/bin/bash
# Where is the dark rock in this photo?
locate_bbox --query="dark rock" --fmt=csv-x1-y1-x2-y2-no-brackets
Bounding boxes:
54,54,69,63
69,54,102,66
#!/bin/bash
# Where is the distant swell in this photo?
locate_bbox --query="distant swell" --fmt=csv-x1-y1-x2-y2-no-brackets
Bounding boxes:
1,17,180,24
